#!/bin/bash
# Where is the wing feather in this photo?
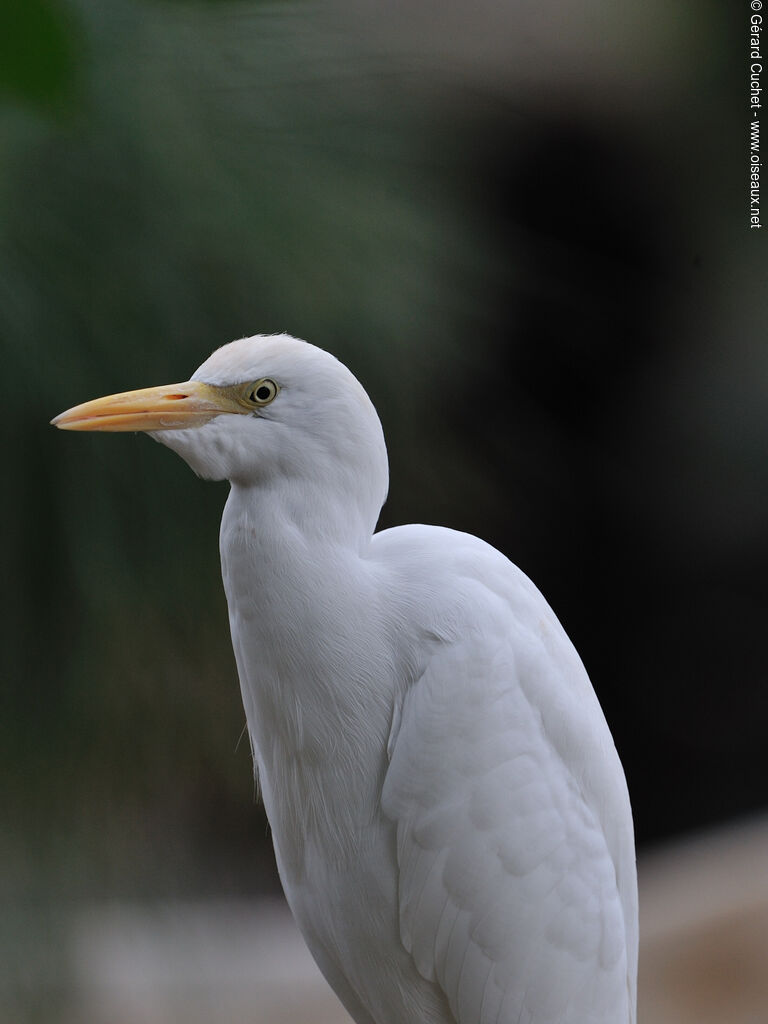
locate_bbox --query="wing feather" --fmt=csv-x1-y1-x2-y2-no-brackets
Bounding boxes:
382,610,636,1024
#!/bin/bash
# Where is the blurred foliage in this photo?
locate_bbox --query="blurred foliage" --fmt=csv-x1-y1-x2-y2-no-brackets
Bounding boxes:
1,2,503,951
0,0,78,109
0,0,762,1017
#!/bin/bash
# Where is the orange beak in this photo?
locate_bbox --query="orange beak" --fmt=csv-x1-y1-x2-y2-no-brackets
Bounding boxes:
51,380,241,432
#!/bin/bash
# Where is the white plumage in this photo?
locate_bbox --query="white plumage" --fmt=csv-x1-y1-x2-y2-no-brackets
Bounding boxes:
53,333,637,1024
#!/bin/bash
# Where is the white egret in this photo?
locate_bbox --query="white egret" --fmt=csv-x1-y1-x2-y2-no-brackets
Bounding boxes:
53,333,637,1024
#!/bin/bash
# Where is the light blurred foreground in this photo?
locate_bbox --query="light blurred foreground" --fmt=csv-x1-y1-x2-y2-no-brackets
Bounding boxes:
638,817,768,1024
68,900,346,1024
14,818,768,1024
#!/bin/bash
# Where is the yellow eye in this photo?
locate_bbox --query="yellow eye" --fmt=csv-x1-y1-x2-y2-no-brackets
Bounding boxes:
244,378,279,407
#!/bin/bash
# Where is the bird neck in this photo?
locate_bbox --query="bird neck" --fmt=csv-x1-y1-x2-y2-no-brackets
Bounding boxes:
231,469,380,548
220,481,395,842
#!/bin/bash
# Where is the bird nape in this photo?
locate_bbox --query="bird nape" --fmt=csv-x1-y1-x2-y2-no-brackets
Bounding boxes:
53,333,637,1024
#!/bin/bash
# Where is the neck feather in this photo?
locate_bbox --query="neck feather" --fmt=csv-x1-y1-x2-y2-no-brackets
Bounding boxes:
219,482,396,854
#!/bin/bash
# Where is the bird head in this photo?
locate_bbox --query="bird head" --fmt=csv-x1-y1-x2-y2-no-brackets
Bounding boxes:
53,334,389,535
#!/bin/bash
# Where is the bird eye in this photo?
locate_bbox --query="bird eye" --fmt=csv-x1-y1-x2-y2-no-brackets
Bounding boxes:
245,379,279,406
